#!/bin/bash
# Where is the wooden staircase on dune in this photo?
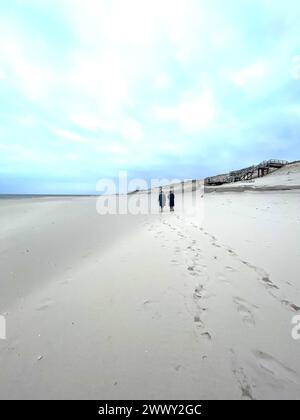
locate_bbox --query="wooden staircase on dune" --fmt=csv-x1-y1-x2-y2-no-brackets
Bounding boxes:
205,160,288,186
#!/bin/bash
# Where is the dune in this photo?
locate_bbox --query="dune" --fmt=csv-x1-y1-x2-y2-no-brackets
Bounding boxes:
205,161,300,192
0,168,300,400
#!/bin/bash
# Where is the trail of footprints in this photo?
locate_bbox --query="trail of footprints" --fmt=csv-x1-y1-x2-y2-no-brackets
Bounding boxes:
150,217,214,342
151,214,300,319
147,216,300,397
154,216,263,338
231,348,299,400
185,215,300,315
231,349,255,400
233,297,256,327
172,215,259,328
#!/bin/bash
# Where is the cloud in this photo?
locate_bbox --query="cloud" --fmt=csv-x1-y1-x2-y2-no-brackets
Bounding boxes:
66,0,198,48
1,0,300,193
120,118,144,143
68,51,131,112
0,25,54,101
52,128,84,143
155,74,172,89
18,115,37,128
69,113,113,132
153,90,216,132
96,144,127,154
0,143,59,164
229,62,267,88
69,110,144,144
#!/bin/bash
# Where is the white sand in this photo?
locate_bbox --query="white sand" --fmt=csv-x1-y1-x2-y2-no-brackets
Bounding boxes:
0,170,300,399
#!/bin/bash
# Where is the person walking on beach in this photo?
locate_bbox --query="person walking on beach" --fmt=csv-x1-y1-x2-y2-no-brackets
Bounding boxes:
158,188,166,212
169,189,175,212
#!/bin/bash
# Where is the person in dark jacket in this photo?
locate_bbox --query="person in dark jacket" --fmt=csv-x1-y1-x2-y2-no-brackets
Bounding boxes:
158,188,166,212
168,189,175,212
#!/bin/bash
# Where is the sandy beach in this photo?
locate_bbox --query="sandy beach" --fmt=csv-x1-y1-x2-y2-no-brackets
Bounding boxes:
1,165,300,400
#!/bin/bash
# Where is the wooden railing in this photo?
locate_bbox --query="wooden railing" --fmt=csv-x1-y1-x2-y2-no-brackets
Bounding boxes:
205,160,289,185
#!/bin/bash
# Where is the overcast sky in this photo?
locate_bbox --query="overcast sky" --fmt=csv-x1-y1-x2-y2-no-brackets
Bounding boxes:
1,0,300,193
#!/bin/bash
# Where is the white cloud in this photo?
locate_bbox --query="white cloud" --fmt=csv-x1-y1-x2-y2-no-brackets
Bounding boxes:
70,113,113,132
0,142,59,164
96,144,127,154
0,0,208,143
229,62,267,88
158,142,184,153
0,0,298,190
18,115,37,128
52,128,84,143
64,0,204,87
155,74,172,89
120,118,144,143
0,29,54,101
153,90,216,132
67,0,195,48
66,153,80,161
70,111,144,144
15,60,53,101
68,51,130,112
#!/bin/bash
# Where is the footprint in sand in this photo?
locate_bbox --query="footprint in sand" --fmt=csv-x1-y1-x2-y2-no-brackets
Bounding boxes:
281,300,300,313
193,315,206,330
195,252,203,260
253,350,298,384
217,274,231,285
177,232,186,239
231,350,255,400
261,276,279,290
201,332,212,341
212,242,221,248
187,265,201,276
225,266,236,272
227,248,237,256
240,261,283,298
241,260,252,268
36,299,53,311
233,297,255,326
194,315,202,324
152,312,162,320
193,286,203,300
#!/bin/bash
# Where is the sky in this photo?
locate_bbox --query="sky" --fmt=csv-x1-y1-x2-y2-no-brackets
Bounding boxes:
1,0,300,194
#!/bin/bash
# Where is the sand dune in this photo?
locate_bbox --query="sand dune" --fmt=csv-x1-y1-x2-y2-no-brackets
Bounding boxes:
205,161,300,192
0,169,300,399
